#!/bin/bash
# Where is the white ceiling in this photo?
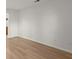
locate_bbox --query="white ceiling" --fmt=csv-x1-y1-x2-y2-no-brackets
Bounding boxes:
6,0,48,10
6,0,35,10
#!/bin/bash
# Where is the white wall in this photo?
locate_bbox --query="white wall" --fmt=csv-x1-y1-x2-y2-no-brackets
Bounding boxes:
18,0,72,53
6,9,19,37
6,0,72,53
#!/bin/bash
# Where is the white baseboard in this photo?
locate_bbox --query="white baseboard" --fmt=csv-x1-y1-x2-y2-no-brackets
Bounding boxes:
7,35,18,38
18,35,72,53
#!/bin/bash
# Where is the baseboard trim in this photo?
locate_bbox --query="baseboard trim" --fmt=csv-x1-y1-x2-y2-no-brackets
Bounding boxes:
18,36,72,54
7,35,19,38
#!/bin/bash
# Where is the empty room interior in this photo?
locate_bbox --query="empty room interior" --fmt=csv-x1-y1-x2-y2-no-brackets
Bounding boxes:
6,0,72,59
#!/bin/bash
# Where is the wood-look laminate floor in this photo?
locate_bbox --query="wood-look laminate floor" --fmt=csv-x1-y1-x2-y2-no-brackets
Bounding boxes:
6,37,72,59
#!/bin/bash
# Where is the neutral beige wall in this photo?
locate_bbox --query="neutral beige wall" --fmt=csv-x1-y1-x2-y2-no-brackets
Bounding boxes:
18,0,72,52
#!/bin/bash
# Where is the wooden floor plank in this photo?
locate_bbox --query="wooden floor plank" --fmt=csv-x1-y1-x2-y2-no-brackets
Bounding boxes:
7,37,72,59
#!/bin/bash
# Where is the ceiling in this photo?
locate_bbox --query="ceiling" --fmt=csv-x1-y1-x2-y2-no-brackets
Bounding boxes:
6,0,48,10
